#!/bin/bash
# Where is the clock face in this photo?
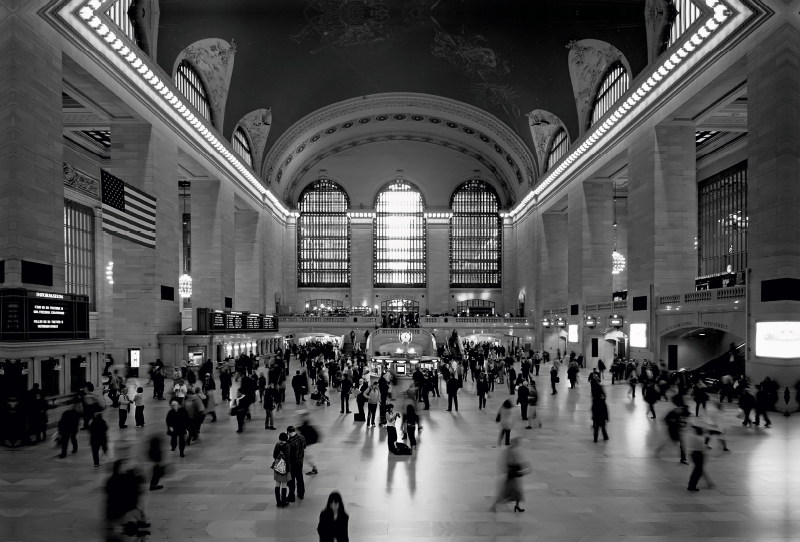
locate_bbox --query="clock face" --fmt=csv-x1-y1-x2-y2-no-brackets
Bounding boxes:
399,331,413,344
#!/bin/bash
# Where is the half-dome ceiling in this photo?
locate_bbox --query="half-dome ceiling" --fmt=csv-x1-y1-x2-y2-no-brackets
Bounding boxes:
157,0,648,168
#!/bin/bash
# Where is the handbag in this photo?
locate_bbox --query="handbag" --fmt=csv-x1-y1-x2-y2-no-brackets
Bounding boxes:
271,452,288,475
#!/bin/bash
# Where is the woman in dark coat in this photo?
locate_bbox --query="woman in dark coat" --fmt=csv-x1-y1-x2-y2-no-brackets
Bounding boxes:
318,491,349,542
89,411,108,467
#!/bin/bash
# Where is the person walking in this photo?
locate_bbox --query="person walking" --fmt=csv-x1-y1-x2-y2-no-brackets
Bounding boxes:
133,387,146,428
446,375,460,412
264,383,278,430
57,400,81,458
496,399,514,446
597,359,606,380
317,491,349,542
148,436,164,491
166,400,189,457
203,376,217,422
738,386,756,427
628,371,639,399
286,426,307,502
219,367,232,403
404,404,420,450
364,382,379,427
297,411,320,475
645,383,659,419
117,388,131,428
272,433,293,508
340,374,352,414
550,364,559,395
477,374,489,410
527,381,540,428
686,425,714,491
655,402,689,464
292,370,307,404
89,411,108,467
703,401,730,451
490,438,529,513
567,363,579,389
184,388,205,444
591,393,609,442
231,389,249,433
693,380,709,416
754,385,773,428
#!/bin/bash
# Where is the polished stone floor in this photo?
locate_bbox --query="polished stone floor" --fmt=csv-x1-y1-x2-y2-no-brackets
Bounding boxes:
1,365,796,541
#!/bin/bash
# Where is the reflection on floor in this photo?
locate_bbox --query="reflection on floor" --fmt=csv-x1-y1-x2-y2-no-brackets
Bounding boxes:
1,366,796,541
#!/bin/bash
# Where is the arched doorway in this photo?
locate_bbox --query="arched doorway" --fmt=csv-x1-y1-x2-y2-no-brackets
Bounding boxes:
456,299,495,316
381,299,419,328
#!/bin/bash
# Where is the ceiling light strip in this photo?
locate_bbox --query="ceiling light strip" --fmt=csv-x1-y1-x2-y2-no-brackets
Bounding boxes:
509,0,735,219
73,0,291,216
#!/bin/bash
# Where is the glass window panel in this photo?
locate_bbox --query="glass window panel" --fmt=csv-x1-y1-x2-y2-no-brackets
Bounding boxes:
449,180,501,288
697,163,747,277
546,128,570,170
298,179,351,287
668,0,702,49
374,181,426,287
175,61,213,124
232,127,254,167
64,200,96,310
590,62,630,127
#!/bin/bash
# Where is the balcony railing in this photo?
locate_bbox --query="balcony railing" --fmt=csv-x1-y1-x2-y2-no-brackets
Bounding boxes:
658,286,745,306
278,316,532,326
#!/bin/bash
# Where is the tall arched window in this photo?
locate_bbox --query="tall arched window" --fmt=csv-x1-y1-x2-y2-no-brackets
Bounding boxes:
374,180,426,287
232,127,254,167
298,180,350,287
106,0,136,43
668,0,702,48
450,180,501,287
175,60,213,124
590,61,630,127
546,128,570,170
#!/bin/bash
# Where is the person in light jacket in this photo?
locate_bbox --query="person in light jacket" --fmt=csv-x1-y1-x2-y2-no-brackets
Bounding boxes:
496,400,514,446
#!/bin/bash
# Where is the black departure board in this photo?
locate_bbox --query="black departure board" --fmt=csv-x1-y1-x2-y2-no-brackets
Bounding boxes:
197,308,279,333
0,289,89,341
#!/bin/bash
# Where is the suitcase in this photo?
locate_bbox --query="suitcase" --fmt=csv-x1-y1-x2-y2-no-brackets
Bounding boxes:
394,442,412,455
353,412,366,422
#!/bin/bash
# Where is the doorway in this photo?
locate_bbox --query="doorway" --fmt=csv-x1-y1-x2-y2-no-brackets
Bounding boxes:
667,344,678,371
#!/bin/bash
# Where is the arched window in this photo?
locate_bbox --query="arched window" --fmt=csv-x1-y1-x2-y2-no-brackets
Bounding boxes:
298,180,350,287
106,0,136,43
590,61,630,127
668,0,702,48
232,127,254,167
175,60,213,124
449,180,501,287
374,180,426,287
546,128,570,170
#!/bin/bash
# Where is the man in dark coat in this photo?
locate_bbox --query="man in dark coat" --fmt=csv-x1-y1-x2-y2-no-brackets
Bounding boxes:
591,394,609,442
446,376,460,412
286,426,307,502
292,370,307,404
58,401,81,458
340,375,353,414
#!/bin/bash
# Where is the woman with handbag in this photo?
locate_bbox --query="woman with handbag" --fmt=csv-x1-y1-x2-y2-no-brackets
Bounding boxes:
272,432,293,508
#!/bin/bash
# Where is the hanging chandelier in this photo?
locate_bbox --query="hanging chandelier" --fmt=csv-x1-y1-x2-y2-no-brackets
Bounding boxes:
179,181,192,298
611,182,625,275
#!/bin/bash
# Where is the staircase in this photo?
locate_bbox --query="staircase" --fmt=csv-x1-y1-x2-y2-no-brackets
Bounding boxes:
342,341,367,358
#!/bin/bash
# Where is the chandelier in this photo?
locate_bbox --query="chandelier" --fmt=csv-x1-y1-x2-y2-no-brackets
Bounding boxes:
179,182,192,298
611,182,625,275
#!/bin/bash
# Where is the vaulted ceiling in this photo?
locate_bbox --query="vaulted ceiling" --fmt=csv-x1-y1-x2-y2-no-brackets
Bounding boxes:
156,0,649,169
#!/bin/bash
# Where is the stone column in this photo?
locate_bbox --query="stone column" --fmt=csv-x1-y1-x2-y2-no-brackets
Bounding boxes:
0,12,65,289
627,124,697,358
106,123,181,363
746,23,800,383
235,210,264,313
190,179,235,326
426,216,450,315
567,180,614,364
350,215,374,310
538,213,568,310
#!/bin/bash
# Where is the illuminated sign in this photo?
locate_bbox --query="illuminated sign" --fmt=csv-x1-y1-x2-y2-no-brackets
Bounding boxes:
630,323,648,348
568,324,579,343
584,315,597,327
555,317,566,328
609,315,623,327
756,322,800,359
0,288,88,341
129,348,141,368
35,292,64,299
198,308,279,333
541,318,552,328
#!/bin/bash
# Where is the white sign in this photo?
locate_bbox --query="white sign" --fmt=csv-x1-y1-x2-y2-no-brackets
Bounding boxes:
630,323,647,348
568,324,579,344
756,322,800,359
130,349,141,368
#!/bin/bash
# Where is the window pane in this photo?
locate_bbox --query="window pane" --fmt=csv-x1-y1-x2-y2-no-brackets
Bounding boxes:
546,128,570,170
449,180,501,287
298,180,351,287
64,200,96,310
374,181,426,287
233,127,253,167
175,61,213,124
697,163,747,278
590,62,629,127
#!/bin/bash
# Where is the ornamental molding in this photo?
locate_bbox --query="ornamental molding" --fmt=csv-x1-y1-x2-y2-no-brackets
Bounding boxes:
526,110,569,178
63,162,100,198
281,129,516,207
264,93,536,191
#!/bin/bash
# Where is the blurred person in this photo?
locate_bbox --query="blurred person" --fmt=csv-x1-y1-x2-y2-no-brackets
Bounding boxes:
57,400,81,458
703,401,730,451
184,388,205,444
298,410,320,475
89,410,109,468
496,399,514,447
104,458,148,541
490,438,529,513
686,425,714,491
755,384,773,428
317,491,349,542
148,436,165,491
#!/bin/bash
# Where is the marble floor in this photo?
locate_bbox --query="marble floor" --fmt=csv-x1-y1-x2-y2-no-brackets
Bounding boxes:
1,366,796,541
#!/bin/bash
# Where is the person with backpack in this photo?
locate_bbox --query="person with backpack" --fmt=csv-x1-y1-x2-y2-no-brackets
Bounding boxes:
272,433,292,508
527,382,540,429
286,426,307,502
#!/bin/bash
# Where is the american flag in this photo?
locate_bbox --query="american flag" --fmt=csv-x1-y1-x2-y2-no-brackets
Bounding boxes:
101,170,157,249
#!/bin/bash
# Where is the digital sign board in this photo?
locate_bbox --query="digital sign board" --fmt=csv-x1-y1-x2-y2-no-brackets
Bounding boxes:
197,308,279,334
568,324,579,343
630,323,648,348
756,322,800,359
0,289,89,341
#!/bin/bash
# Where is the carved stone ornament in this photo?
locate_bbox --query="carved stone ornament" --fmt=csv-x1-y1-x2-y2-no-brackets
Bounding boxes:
236,108,272,172
526,110,569,176
566,39,631,136
173,38,237,131
644,0,673,65
63,162,100,198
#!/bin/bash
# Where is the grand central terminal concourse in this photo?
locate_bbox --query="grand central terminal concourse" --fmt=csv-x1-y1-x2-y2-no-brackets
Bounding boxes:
2,0,799,540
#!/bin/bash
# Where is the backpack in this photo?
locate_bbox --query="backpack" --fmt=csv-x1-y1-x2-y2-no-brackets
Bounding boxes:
394,442,412,455
272,450,288,475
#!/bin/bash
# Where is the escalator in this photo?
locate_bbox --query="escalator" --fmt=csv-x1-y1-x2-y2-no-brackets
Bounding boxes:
685,342,745,380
